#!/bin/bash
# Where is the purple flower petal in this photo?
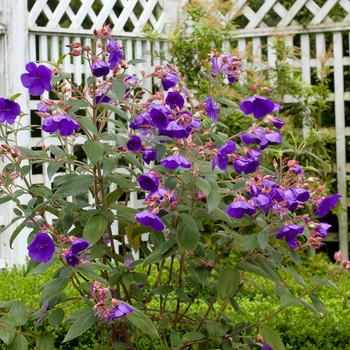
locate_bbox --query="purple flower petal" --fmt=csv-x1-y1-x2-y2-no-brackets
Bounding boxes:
161,72,179,91
126,135,142,152
240,96,275,119
20,62,52,96
27,233,55,263
159,155,191,170
276,224,304,249
71,238,89,255
315,194,341,217
135,210,165,231
90,60,110,77
42,114,80,136
165,92,184,110
0,98,21,124
226,200,256,219
138,173,159,192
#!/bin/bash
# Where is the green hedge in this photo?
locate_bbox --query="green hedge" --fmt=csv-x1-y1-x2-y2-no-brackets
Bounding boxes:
0,253,349,349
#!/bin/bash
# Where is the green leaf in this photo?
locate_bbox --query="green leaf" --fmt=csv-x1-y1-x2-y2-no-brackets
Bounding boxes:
16,146,37,157
83,214,108,245
112,79,126,100
103,157,117,176
40,278,69,305
180,213,199,234
54,175,94,198
75,265,108,285
183,332,205,341
177,222,199,252
47,161,64,180
128,58,147,64
8,301,28,326
82,140,105,165
194,177,211,196
152,285,174,295
280,294,299,308
36,334,54,350
256,217,267,229
9,219,27,249
48,309,65,329
126,307,159,338
50,145,65,157
100,103,128,120
217,268,240,300
106,188,124,206
63,308,98,342
217,97,238,107
259,325,286,350
78,117,98,135
0,321,16,345
170,330,185,346
240,235,258,251
257,231,268,249
309,293,327,316
5,334,27,350
300,299,320,318
287,266,307,288
106,174,137,188
207,190,221,213
64,99,89,107
205,320,226,339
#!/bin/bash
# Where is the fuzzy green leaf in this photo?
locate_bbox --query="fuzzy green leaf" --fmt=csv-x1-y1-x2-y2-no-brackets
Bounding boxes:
126,307,159,338
218,268,240,301
259,326,286,350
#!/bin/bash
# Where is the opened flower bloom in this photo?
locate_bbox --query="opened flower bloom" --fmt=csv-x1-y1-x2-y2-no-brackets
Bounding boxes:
126,135,142,152
138,173,159,192
142,148,157,164
240,95,275,119
90,60,110,77
0,98,21,124
226,200,256,219
42,114,80,136
107,38,124,70
135,210,165,231
27,233,55,263
205,97,219,121
65,252,80,267
160,155,192,170
109,303,133,319
315,194,341,217
71,238,89,255
161,72,179,91
20,62,52,96
276,224,304,249
165,92,184,110
212,140,236,171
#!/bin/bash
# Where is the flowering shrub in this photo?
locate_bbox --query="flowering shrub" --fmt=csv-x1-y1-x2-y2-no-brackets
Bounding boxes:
0,26,346,350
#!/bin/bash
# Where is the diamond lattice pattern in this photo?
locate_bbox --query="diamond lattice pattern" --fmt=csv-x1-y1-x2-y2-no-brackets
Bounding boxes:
28,0,165,33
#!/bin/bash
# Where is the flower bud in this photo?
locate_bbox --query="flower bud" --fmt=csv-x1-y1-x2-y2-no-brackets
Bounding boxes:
334,251,342,262
342,260,350,270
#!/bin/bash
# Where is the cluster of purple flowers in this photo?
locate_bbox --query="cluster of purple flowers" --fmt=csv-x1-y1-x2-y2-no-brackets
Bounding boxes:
64,237,89,267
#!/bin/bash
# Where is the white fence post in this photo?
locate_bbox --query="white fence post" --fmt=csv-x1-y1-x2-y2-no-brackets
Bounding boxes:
0,0,31,267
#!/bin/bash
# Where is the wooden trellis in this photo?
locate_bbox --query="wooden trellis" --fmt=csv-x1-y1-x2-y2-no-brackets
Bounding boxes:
0,0,349,265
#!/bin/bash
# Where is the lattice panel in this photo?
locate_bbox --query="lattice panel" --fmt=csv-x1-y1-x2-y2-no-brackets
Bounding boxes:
208,0,350,29
28,0,166,33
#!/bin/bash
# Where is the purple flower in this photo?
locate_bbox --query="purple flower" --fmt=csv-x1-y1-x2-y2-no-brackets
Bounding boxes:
126,135,142,152
160,155,192,170
36,301,49,326
65,252,80,267
42,114,80,136
20,62,52,96
262,343,274,350
234,157,259,174
315,194,341,217
27,233,55,263
96,84,112,104
135,210,165,231
165,92,184,110
90,60,110,77
276,224,304,249
212,140,236,171
161,72,179,91
109,303,133,319
107,38,124,70
129,111,152,129
124,259,135,271
138,173,159,192
0,98,21,124
160,121,189,139
240,95,275,119
205,97,219,121
71,238,89,255
150,105,171,129
210,54,240,83
142,148,157,164
251,193,272,212
226,200,256,219
37,102,50,113
272,117,285,129
315,222,332,238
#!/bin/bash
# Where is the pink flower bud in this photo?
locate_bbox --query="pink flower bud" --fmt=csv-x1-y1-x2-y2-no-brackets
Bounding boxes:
342,260,350,270
250,83,258,91
334,251,343,262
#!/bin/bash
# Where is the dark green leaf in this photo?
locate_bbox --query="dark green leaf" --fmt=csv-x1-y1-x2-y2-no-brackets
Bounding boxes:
170,330,185,346
240,235,258,251
75,265,108,285
36,334,54,350
50,145,65,157
8,301,28,326
280,294,299,308
5,334,27,350
180,213,199,234
309,293,327,316
218,268,240,300
83,214,108,245
126,307,159,338
40,279,69,305
300,300,320,318
194,177,211,196
47,161,64,180
177,222,199,252
10,219,27,249
78,117,98,135
152,285,174,295
259,325,286,350
17,146,37,157
63,309,98,342
48,309,65,329
82,140,105,165
64,99,89,107
112,80,126,100
54,175,94,198
287,266,307,288
128,59,147,64
0,321,15,345
257,231,268,249
183,332,205,341
207,190,221,213
106,174,137,188
103,157,117,176
100,103,128,120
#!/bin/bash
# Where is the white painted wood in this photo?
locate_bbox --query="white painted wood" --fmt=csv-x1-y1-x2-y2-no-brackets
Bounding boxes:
300,34,311,84
46,0,71,29
316,33,326,78
305,0,333,24
246,0,277,29
333,32,348,259
310,0,338,25
278,0,308,26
